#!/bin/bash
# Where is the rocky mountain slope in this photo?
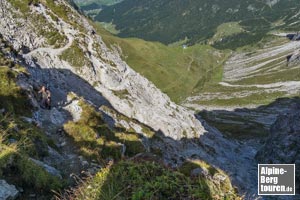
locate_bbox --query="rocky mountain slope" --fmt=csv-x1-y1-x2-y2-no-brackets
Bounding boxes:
1,0,205,140
0,0,267,199
1,0,299,199
84,0,300,198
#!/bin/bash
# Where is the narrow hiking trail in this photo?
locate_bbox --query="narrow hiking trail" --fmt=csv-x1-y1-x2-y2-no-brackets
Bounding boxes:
23,3,100,66
23,5,75,58
15,4,104,187
10,3,109,181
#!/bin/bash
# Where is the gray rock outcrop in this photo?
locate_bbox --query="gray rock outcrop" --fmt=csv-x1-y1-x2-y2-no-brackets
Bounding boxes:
256,104,300,192
287,49,300,66
0,180,19,200
30,158,62,179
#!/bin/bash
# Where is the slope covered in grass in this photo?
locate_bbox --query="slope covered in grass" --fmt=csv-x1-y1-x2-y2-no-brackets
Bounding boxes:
92,22,229,103
70,159,240,200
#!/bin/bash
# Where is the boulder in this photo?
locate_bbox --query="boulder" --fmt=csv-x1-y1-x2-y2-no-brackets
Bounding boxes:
191,167,209,177
0,108,5,114
0,180,19,200
30,158,62,179
287,50,300,66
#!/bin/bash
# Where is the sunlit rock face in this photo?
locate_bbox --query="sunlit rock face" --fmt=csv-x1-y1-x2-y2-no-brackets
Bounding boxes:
0,0,206,140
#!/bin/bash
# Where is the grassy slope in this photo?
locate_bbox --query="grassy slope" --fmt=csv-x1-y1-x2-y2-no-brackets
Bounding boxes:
71,159,240,200
92,17,283,108
93,22,229,103
62,97,240,199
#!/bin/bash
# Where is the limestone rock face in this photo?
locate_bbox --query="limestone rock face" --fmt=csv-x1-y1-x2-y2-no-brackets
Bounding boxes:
256,104,300,192
0,180,19,200
0,0,204,140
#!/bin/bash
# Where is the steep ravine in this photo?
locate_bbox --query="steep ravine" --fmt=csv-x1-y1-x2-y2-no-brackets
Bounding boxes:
0,0,294,199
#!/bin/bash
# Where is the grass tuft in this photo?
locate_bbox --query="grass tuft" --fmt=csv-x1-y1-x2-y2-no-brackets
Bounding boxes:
70,160,241,200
